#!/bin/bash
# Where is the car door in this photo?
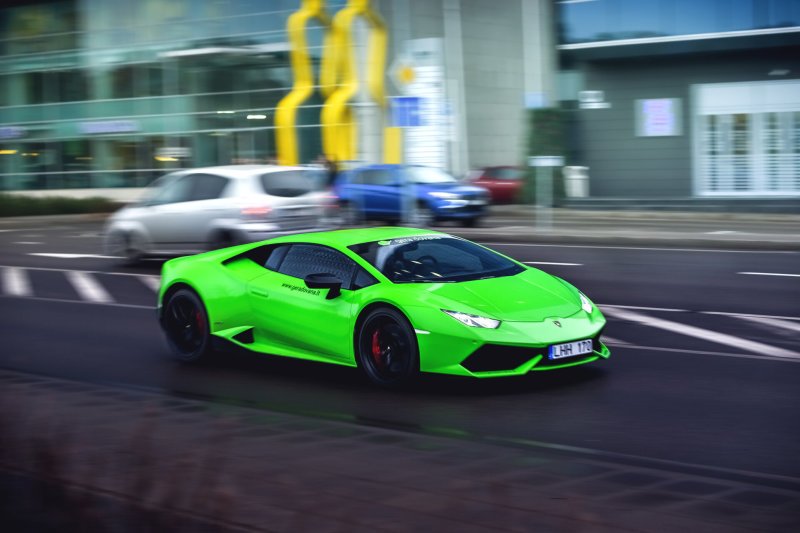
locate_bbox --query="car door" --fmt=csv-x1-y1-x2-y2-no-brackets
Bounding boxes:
246,243,375,363
137,173,193,248
138,172,230,248
178,173,232,245
349,168,401,218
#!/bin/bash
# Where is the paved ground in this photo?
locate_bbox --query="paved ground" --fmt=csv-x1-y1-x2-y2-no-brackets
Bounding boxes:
1,207,798,531
2,369,799,533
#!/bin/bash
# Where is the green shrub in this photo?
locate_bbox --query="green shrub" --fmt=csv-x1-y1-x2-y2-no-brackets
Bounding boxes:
0,194,120,217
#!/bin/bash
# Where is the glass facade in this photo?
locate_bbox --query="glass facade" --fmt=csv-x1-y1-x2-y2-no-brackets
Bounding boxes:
0,0,340,191
559,0,800,44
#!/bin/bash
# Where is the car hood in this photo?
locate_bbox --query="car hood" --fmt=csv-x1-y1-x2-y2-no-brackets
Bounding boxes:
411,268,581,321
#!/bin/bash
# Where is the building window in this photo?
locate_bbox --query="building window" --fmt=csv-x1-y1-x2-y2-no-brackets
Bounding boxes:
696,81,800,196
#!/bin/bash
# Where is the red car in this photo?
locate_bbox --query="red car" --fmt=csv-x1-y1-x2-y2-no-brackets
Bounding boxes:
465,166,525,204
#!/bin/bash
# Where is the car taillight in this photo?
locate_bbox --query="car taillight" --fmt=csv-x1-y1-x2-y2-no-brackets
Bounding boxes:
241,205,272,219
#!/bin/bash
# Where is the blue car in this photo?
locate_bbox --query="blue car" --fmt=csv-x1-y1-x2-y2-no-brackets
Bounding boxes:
334,164,489,227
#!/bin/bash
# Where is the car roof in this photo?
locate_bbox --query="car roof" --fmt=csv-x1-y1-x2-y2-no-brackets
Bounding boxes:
269,226,449,248
171,164,310,179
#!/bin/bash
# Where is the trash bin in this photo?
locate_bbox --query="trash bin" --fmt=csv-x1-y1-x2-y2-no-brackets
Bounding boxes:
563,166,589,198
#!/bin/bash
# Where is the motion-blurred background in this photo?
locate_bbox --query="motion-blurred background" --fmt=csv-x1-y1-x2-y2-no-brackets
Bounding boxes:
1,0,798,213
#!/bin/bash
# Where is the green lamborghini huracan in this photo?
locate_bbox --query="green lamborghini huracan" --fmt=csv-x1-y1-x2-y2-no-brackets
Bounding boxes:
158,227,609,386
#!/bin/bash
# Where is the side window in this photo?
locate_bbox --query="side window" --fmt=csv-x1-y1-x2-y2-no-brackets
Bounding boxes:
150,175,192,205
278,244,357,289
264,244,290,271
359,169,394,185
353,267,378,289
187,173,229,201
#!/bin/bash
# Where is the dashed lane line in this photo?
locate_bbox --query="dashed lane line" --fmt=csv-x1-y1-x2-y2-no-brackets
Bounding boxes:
602,305,799,359
739,271,800,278
523,261,583,266
731,315,800,334
139,275,161,292
1,266,32,297
65,270,113,304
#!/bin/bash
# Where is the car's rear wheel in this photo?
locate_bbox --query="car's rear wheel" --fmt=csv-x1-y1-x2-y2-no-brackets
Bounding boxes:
461,217,481,228
340,201,360,226
162,288,212,362
357,308,419,387
414,203,435,227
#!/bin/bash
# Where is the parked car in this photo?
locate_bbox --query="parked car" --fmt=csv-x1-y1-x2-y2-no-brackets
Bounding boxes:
104,165,331,261
334,164,489,227
465,166,525,204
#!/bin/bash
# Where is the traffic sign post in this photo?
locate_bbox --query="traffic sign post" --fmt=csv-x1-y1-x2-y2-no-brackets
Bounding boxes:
528,156,564,232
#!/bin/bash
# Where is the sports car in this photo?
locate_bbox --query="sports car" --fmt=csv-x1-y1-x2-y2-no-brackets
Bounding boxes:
158,227,609,386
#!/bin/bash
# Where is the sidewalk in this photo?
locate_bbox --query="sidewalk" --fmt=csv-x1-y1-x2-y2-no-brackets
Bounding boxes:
1,369,798,532
452,205,800,250
1,205,798,250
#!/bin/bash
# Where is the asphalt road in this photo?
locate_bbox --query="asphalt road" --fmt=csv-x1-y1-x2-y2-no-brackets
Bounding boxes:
1,219,799,488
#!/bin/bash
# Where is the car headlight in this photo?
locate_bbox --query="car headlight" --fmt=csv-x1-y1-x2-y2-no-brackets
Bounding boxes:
442,309,501,329
579,293,593,313
430,191,460,199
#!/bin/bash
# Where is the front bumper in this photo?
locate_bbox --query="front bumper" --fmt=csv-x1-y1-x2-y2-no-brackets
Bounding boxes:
411,307,609,377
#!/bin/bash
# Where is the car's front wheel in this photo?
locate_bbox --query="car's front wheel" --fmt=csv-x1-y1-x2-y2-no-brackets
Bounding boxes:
106,231,144,264
357,308,419,387
162,288,212,362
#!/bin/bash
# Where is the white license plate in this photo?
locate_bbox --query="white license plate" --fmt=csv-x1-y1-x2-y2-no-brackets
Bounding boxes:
548,339,593,360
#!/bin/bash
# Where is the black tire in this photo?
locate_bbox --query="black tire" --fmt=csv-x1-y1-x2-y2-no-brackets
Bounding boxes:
208,230,235,251
357,308,419,387
162,288,213,362
415,203,435,227
340,201,360,226
461,217,481,228
107,231,144,265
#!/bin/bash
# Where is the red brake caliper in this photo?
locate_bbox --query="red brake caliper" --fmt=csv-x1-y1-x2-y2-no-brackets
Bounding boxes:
371,329,385,368
195,310,204,331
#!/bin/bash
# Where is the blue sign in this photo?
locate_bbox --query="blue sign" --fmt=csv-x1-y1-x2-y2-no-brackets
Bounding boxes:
392,96,422,128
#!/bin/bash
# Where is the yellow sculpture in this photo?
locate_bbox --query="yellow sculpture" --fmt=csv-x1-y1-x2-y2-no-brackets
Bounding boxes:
276,0,398,166
275,0,334,166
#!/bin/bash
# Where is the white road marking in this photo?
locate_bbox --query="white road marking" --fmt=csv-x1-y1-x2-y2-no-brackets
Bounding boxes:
524,261,582,266
480,242,797,253
703,311,800,321
732,315,800,334
602,305,799,359
599,335,629,345
739,271,800,278
599,304,688,313
14,241,44,245
139,275,161,292
29,253,117,259
610,343,800,363
2,266,32,297
65,271,113,304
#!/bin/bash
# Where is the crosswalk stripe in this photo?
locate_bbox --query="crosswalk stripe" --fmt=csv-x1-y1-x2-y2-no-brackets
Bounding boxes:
139,275,161,292
2,266,32,297
65,271,113,304
733,315,800,334
602,306,799,359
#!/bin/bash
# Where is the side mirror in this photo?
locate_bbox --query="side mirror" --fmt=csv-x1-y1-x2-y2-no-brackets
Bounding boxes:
304,272,343,300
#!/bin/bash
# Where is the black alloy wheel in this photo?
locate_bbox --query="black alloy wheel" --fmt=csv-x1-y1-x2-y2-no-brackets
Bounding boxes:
357,308,419,387
163,288,212,362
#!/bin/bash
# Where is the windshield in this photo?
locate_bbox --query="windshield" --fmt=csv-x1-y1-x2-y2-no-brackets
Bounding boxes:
348,235,524,283
405,167,458,184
